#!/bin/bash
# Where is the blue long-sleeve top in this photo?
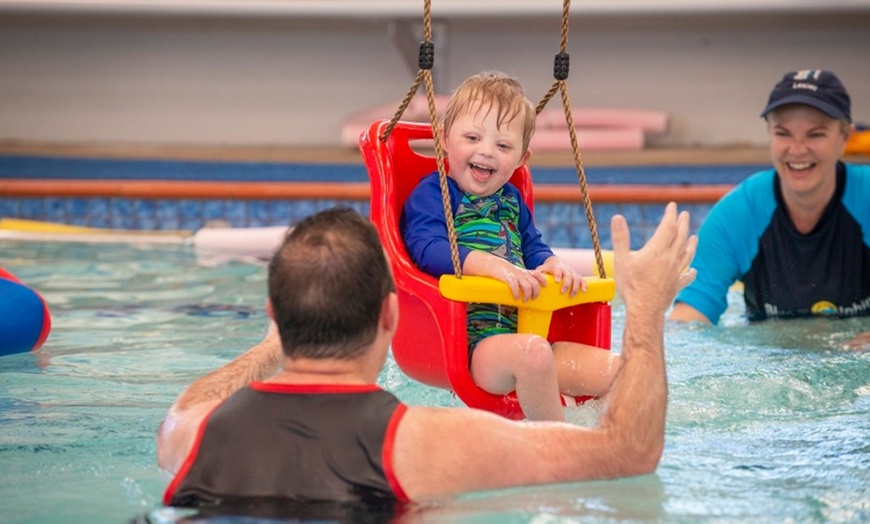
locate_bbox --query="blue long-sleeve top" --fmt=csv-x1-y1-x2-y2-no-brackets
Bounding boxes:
675,162,870,323
400,172,554,276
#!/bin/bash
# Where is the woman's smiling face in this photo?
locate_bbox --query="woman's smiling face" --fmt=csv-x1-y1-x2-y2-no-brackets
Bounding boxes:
443,101,530,197
766,104,850,200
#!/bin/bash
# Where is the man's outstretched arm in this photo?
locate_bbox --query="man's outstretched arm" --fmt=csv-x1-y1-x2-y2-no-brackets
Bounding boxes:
156,322,283,474
595,204,697,471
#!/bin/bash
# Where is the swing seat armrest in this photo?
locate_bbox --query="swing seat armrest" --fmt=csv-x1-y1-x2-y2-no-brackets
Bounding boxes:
439,274,615,337
439,274,615,309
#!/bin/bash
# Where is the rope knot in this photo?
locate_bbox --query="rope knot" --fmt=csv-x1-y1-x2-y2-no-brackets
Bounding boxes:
418,41,435,70
553,52,570,81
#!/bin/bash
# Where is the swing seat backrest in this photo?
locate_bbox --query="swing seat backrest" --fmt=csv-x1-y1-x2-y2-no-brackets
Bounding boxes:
360,119,611,420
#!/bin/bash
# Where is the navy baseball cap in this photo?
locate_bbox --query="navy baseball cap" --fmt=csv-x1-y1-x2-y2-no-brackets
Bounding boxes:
761,69,851,121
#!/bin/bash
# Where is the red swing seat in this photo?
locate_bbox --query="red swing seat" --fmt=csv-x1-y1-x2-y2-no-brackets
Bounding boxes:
360,119,612,420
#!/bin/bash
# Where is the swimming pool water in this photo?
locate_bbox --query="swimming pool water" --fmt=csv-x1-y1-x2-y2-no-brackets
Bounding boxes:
1,239,868,523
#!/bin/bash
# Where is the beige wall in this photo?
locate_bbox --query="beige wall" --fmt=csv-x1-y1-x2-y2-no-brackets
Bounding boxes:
1,7,868,149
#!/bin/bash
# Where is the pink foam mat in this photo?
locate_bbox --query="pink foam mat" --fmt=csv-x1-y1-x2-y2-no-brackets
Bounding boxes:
341,94,669,151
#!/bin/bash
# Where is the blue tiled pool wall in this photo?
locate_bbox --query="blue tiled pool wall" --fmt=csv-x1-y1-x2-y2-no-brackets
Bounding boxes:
539,202,715,250
0,195,711,250
0,196,368,232
0,155,759,249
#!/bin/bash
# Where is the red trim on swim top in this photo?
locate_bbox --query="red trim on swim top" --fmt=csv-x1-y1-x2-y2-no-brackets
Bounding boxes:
0,266,22,283
34,294,52,350
382,403,410,502
162,401,223,506
249,382,383,394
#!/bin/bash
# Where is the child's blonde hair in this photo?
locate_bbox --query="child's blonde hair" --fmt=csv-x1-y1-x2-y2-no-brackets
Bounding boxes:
441,71,537,153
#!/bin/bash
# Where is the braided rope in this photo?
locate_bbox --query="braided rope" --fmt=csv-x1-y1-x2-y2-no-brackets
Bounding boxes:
379,0,462,278
534,0,607,278
380,71,424,142
558,83,606,278
382,0,606,279
424,73,462,278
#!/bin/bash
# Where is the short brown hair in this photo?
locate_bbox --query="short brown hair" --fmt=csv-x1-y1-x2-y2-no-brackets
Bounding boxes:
441,70,537,153
268,207,395,360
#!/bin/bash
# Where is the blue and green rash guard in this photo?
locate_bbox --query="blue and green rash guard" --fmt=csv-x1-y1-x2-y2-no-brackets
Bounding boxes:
675,162,870,324
401,173,554,350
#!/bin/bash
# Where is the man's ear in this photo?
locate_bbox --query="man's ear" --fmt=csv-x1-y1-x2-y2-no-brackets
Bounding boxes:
265,298,275,321
381,292,399,337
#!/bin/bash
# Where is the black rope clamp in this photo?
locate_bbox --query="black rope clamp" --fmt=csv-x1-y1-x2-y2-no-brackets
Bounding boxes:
553,52,570,80
418,41,435,70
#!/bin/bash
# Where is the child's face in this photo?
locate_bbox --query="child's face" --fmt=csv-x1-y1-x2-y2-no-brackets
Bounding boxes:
443,101,530,197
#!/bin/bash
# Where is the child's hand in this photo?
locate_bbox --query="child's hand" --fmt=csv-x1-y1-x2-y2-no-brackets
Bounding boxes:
536,256,587,298
463,251,546,301
499,263,548,302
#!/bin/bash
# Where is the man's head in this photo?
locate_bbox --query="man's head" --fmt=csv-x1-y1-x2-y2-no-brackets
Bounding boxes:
761,69,851,124
268,207,395,360
441,70,537,154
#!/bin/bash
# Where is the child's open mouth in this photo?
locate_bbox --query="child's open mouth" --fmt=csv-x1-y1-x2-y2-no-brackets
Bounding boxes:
470,163,494,180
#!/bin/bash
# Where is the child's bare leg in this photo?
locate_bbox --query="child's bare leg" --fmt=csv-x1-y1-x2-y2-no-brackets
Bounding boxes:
552,342,621,397
471,333,565,421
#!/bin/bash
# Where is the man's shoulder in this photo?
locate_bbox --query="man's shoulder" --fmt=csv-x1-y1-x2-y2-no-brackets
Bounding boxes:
400,404,516,428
